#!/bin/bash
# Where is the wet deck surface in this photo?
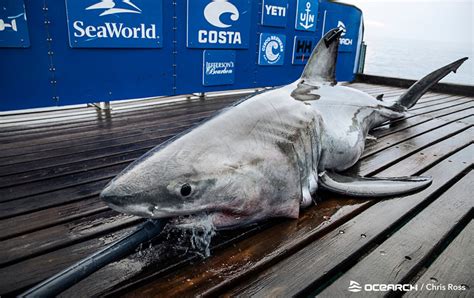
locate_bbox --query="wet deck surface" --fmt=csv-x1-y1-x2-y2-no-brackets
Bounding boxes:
0,83,472,297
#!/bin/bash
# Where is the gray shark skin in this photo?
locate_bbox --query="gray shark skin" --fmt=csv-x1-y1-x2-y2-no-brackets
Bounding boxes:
101,28,468,229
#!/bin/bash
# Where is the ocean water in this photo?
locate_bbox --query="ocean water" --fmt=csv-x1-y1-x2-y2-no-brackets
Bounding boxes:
362,37,474,86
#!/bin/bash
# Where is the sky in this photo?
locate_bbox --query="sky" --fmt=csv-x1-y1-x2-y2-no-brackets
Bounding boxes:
337,0,473,45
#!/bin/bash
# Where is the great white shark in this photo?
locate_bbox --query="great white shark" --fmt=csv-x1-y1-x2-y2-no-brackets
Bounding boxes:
100,28,468,229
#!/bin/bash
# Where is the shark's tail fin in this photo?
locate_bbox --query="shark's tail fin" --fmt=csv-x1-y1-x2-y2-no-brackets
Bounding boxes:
392,57,468,111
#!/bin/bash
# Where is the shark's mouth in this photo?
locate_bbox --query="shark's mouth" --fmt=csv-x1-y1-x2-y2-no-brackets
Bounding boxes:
106,201,253,229
171,209,254,230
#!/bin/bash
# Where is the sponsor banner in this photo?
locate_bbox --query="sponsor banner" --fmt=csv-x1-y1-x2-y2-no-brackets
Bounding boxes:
323,10,359,52
65,0,163,48
187,0,251,49
202,50,236,86
292,36,315,65
258,33,285,66
261,0,288,28
295,0,317,32
0,0,30,48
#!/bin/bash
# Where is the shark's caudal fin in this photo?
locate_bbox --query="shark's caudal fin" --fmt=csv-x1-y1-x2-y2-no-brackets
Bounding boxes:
300,28,344,85
318,172,432,197
393,57,468,110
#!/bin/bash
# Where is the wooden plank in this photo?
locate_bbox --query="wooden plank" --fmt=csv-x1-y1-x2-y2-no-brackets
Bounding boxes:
410,95,465,110
372,107,473,139
0,211,140,266
0,113,209,161
373,128,473,178
405,221,473,298
356,122,470,175
429,108,473,123
319,172,473,297
0,94,237,133
407,98,472,118
0,227,135,296
0,128,173,168
363,116,473,158
0,148,148,188
0,96,237,144
0,197,106,240
225,146,472,297
0,182,107,219
0,163,124,202
0,106,215,153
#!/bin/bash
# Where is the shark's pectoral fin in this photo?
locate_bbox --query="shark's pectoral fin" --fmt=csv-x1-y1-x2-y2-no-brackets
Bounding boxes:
318,171,432,197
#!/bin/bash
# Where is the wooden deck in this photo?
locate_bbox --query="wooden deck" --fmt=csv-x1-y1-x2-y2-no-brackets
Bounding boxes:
0,82,472,297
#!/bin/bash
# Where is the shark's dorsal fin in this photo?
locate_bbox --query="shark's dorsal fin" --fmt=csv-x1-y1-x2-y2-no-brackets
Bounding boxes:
300,28,344,85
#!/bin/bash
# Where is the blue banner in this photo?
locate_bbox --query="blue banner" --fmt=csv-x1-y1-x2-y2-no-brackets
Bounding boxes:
187,0,252,49
292,36,316,65
202,50,236,86
258,33,286,66
322,4,360,52
261,0,288,28
0,0,30,48
65,0,163,48
295,0,318,32
0,0,363,111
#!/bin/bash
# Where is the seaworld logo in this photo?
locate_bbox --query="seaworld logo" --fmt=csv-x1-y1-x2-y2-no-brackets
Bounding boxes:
73,22,157,39
71,0,158,40
198,0,242,45
85,0,142,16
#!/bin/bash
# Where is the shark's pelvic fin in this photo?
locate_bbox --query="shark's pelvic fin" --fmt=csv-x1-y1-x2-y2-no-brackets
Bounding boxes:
300,28,344,85
318,172,432,197
393,57,468,110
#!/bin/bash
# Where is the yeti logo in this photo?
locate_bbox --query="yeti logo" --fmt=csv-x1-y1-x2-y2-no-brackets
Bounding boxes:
204,0,239,28
86,0,142,16
348,280,362,292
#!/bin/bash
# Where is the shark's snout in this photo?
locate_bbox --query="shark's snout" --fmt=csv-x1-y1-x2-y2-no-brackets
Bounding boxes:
100,184,154,218
100,186,122,207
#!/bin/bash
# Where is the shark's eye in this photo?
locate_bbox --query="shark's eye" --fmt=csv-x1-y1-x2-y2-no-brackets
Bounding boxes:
180,183,192,197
